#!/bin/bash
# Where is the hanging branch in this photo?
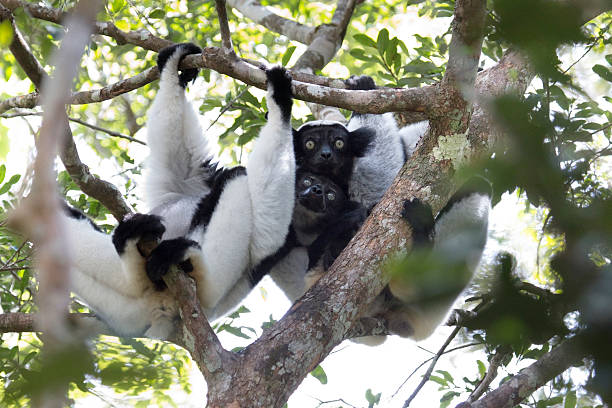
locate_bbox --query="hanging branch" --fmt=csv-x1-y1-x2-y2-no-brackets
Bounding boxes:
226,0,316,44
455,336,586,408
3,10,133,221
215,0,234,51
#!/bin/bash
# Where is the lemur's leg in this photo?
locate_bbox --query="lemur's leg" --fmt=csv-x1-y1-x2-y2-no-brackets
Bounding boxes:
145,43,215,208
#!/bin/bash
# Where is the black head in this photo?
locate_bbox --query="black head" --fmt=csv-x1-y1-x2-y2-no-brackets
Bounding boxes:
293,171,348,233
293,121,374,187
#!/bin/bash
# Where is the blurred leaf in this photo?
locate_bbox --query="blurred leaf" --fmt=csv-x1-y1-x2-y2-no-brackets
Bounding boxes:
309,365,327,384
0,20,13,47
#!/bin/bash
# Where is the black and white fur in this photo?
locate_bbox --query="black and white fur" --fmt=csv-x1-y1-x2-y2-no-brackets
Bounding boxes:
363,177,491,343
251,170,366,297
278,75,491,344
63,43,295,339
264,128,375,301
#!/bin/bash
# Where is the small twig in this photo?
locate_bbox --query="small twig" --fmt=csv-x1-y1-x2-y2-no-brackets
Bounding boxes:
392,342,481,398
1,111,145,144
467,347,510,403
403,298,490,407
215,0,233,51
314,397,359,408
402,326,462,408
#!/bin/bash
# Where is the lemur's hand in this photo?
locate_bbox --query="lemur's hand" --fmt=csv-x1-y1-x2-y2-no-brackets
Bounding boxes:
112,213,165,257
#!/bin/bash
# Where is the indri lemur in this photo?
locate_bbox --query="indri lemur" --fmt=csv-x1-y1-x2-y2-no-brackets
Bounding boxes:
62,43,295,339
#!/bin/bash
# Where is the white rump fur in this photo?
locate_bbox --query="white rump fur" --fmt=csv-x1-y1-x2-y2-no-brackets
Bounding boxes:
65,46,294,339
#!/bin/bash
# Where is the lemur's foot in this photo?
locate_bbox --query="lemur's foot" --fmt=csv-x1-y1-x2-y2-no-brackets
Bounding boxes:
401,198,434,247
157,42,202,88
264,66,293,121
112,213,166,257
345,75,376,90
146,238,201,290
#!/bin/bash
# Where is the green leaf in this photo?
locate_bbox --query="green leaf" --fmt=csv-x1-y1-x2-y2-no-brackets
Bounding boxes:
564,390,577,408
436,370,454,384
309,365,327,384
429,375,447,386
365,388,381,407
354,33,378,49
221,325,251,339
592,64,612,82
114,19,130,31
148,9,166,19
0,174,21,195
349,48,377,62
281,45,296,66
0,20,13,48
0,165,5,185
377,28,390,54
605,54,612,66
111,0,126,13
477,360,486,378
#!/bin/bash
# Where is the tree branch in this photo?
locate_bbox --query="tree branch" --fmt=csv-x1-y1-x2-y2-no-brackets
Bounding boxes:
403,326,462,407
456,337,587,408
0,52,435,115
467,347,510,403
226,0,316,44
9,2,101,406
0,312,114,336
4,6,133,222
429,0,486,136
0,0,172,51
215,0,234,51
1,112,145,145
58,119,133,221
161,268,236,387
293,0,359,121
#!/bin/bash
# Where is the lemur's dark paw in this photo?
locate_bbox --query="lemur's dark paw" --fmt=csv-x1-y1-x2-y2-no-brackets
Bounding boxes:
264,66,293,121
146,238,200,290
112,213,165,256
157,42,202,87
345,75,377,90
402,198,435,246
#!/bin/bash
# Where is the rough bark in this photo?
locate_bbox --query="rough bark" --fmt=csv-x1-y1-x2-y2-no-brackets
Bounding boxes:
3,6,133,221
227,0,315,44
456,337,587,408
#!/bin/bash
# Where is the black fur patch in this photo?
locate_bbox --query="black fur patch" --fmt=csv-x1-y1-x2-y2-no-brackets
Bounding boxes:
61,202,103,232
437,176,492,221
307,201,367,269
264,66,293,122
345,75,377,117
112,213,166,255
146,238,200,290
190,166,247,231
349,127,375,157
345,75,377,91
402,198,435,248
248,226,298,287
157,43,202,88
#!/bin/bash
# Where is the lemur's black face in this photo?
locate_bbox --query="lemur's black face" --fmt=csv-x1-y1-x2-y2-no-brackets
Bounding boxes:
297,125,350,173
296,172,346,214
293,124,374,185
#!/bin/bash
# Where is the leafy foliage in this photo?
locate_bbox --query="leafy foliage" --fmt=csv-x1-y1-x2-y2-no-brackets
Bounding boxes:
0,0,611,406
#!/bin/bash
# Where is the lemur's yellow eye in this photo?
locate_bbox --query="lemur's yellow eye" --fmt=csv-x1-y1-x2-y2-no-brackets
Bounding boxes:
327,192,335,201
303,178,312,187
335,139,345,149
305,140,316,150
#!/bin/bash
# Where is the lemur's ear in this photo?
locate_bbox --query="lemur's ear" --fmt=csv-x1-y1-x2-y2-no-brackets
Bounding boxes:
349,127,375,157
292,128,301,154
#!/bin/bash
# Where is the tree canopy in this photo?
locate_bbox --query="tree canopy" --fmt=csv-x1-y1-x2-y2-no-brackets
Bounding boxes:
0,0,611,407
